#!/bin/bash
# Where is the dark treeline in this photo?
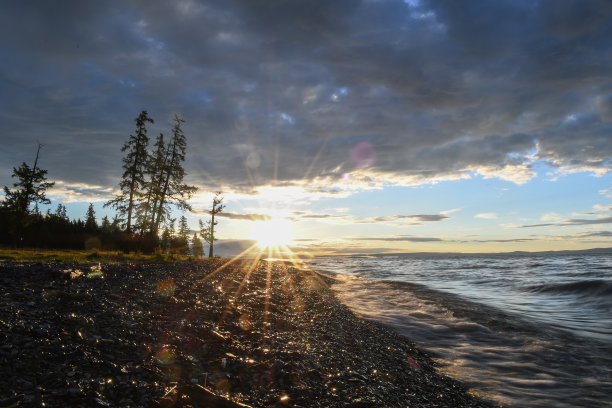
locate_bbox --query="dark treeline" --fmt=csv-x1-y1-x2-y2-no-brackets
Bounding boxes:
0,111,222,255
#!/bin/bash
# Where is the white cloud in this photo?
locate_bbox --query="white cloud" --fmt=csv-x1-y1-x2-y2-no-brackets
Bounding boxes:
600,187,612,199
48,181,115,203
541,212,563,221
594,204,612,212
475,213,498,219
474,164,536,185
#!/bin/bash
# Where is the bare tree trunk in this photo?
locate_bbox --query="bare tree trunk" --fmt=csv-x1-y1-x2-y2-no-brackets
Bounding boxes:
208,212,215,258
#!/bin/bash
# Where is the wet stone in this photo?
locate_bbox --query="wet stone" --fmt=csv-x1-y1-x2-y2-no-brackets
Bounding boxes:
0,260,491,408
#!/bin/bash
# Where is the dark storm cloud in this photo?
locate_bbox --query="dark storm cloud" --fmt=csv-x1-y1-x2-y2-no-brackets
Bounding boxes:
1,0,611,194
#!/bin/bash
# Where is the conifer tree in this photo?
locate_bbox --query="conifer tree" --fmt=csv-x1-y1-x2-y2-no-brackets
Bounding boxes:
136,132,166,234
100,216,111,234
161,218,176,252
55,203,68,220
104,110,153,233
175,215,190,254
200,192,224,258
2,144,54,217
191,233,203,258
85,203,98,233
150,114,197,234
2,144,54,243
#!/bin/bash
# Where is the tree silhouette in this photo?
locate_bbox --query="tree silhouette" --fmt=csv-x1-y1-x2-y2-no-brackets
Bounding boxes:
55,203,68,220
2,144,54,243
174,215,190,254
105,110,153,233
191,233,203,258
200,192,225,258
2,144,54,216
136,132,166,234
85,203,98,233
150,114,197,234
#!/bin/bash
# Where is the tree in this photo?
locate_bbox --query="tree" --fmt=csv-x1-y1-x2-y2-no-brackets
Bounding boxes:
160,218,175,253
150,114,197,234
84,203,98,233
104,110,153,233
2,144,54,217
2,144,55,244
200,192,225,258
173,215,190,254
55,203,68,220
100,215,112,234
135,132,166,235
191,233,203,258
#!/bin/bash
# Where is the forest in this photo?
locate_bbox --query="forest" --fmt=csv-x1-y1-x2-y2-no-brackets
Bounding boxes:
0,111,221,256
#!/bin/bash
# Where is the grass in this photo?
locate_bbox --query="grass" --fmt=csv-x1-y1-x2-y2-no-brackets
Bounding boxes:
0,248,206,264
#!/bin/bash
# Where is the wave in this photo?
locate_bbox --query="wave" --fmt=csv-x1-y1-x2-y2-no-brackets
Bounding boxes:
527,279,612,298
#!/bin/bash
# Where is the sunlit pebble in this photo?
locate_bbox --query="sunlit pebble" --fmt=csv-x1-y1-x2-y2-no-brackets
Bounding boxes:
239,314,253,331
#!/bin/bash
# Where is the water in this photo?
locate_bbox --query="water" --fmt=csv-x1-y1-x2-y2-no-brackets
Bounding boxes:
305,252,612,407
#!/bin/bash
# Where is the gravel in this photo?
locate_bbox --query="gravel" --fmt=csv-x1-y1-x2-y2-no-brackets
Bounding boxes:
0,260,492,407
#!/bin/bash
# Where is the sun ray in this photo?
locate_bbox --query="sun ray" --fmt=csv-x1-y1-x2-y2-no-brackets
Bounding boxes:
181,243,261,296
218,253,263,326
263,246,273,335
303,136,330,181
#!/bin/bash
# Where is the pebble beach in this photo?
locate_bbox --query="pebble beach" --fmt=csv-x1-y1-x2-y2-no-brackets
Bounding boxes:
0,260,491,407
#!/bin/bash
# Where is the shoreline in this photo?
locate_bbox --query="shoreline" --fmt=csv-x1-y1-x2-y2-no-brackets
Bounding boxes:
1,260,491,407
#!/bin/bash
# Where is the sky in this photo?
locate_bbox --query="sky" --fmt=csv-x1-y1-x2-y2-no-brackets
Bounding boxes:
1,0,612,256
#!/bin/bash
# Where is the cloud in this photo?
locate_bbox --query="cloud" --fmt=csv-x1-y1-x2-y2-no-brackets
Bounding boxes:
541,212,563,221
47,181,115,203
600,187,612,199
191,209,272,221
593,204,612,212
217,212,272,221
519,216,612,228
475,213,498,220
574,231,612,239
370,214,449,223
287,211,450,224
350,236,443,242
1,0,611,197
456,238,536,243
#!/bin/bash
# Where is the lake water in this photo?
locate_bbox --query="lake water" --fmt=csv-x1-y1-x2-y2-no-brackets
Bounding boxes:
305,252,612,407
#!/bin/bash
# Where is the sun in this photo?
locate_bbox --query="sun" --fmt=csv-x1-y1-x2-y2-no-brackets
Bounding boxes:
251,218,294,249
